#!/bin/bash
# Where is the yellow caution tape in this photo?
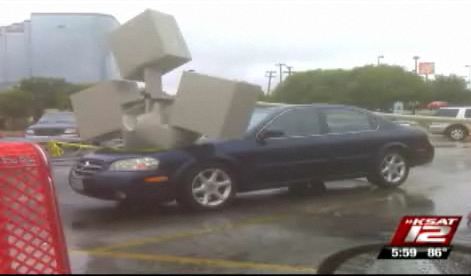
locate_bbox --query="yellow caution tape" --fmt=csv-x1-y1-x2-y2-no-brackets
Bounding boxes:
47,141,64,157
46,140,163,157
46,141,100,157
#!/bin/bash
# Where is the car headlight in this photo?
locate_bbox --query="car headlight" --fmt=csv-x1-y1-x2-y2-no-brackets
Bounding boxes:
109,157,159,171
25,129,34,135
64,128,78,134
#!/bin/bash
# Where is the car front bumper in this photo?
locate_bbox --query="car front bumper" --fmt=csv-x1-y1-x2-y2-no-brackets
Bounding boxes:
69,169,177,202
410,145,434,166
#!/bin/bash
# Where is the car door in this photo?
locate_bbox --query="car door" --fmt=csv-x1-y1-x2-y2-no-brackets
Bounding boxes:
429,108,460,134
249,107,331,187
320,107,380,178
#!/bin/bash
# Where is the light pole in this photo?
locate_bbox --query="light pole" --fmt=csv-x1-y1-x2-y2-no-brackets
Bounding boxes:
466,65,471,89
413,56,420,74
377,55,384,66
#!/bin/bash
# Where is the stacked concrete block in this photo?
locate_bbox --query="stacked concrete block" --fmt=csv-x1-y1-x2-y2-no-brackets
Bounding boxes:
170,72,262,140
71,9,263,150
109,9,191,82
70,80,142,141
122,107,199,149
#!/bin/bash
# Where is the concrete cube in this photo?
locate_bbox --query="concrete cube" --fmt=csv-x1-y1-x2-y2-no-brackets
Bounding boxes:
123,107,199,150
109,9,191,81
71,80,142,141
170,72,262,140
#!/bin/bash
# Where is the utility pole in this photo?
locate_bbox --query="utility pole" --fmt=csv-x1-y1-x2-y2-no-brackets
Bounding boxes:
265,70,277,95
284,65,294,77
377,55,384,66
413,56,420,74
275,63,286,84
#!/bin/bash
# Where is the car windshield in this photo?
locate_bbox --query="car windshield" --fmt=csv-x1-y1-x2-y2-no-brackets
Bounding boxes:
38,112,76,124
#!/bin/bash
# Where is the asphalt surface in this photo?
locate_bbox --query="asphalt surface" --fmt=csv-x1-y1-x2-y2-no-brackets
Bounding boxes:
49,135,471,274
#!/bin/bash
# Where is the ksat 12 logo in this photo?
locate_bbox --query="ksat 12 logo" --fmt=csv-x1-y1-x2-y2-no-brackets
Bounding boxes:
378,216,462,260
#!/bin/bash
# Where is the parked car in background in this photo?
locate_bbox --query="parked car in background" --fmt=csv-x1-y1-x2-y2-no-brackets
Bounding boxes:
69,104,434,210
426,101,449,109
25,111,81,143
429,107,471,141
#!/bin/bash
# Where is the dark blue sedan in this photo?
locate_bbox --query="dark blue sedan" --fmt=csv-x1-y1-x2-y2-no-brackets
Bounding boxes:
69,104,434,210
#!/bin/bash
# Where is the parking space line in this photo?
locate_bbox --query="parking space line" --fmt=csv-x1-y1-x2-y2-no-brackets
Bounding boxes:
85,196,388,254
87,228,220,253
72,250,317,273
87,214,287,253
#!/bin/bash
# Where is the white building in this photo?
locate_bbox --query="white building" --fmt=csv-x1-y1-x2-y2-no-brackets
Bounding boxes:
0,13,121,90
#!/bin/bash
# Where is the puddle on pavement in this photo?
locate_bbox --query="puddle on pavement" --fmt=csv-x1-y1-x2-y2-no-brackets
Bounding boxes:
285,190,436,241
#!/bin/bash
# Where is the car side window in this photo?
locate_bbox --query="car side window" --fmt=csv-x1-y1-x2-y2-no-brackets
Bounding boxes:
465,109,471,118
265,108,321,137
435,109,459,117
324,108,374,133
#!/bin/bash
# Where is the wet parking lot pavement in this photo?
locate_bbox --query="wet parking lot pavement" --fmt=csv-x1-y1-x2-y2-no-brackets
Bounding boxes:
51,135,471,274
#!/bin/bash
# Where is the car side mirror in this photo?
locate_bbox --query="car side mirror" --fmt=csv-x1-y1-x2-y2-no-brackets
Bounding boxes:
256,129,285,143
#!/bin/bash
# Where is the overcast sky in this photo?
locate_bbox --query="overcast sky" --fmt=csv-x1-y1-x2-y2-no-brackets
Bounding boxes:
1,0,471,93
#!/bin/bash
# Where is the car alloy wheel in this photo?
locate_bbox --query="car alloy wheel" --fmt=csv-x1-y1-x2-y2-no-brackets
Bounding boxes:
191,168,233,207
449,127,466,141
380,152,407,184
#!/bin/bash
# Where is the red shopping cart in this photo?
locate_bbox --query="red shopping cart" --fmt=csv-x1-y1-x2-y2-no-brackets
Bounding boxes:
0,142,70,274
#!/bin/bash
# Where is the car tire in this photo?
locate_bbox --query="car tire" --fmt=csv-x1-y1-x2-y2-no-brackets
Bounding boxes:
368,149,409,188
288,180,326,196
446,125,468,141
177,163,237,211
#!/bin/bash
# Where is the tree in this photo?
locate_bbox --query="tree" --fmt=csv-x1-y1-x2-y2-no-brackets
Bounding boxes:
270,69,352,104
0,77,91,129
268,65,430,110
17,78,90,120
347,65,427,110
0,88,33,118
426,75,471,104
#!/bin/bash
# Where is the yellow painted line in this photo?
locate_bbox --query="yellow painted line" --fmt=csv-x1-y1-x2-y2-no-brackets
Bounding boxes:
72,250,317,273
231,214,288,227
87,214,286,253
88,228,217,253
87,195,388,253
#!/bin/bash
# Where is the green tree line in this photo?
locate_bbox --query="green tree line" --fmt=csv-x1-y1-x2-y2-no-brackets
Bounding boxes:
264,65,471,110
0,78,89,122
